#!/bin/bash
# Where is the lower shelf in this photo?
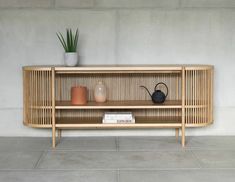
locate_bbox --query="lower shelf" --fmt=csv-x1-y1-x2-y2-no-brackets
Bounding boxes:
56,116,182,129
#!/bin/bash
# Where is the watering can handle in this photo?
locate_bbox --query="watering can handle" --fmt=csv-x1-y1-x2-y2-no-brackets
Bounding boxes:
154,82,168,97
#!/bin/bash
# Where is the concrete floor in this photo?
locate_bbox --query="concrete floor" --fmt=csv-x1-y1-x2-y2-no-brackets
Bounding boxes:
0,136,235,181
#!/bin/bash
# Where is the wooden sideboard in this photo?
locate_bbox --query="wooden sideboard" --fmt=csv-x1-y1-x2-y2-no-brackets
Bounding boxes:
23,65,214,148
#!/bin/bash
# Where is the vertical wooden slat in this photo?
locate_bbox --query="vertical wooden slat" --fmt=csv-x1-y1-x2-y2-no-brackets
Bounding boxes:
49,69,52,125
205,70,208,124
185,70,187,125
189,71,191,124
199,70,202,124
193,70,196,125
202,69,205,125
211,68,214,123
23,70,27,125
48,70,51,124
52,68,56,148
203,70,206,124
47,70,50,125
198,70,200,124
205,70,207,124
194,70,196,125
181,67,185,147
191,70,194,124
30,71,32,125
33,70,36,125
45,70,48,125
196,70,198,125
195,70,197,125
209,70,211,123
208,70,210,123
39,70,42,125
176,74,180,121
42,71,45,125
58,74,62,138
36,71,39,125
186,70,189,124
35,71,37,125
190,70,192,124
201,70,203,124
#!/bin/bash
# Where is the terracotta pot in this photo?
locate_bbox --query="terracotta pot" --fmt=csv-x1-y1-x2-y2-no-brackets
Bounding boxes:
71,86,87,105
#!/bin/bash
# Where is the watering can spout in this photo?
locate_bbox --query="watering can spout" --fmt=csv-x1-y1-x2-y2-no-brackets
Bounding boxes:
140,86,152,99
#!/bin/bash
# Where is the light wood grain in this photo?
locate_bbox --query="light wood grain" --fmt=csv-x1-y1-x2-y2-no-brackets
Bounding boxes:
22,65,214,147
55,100,182,109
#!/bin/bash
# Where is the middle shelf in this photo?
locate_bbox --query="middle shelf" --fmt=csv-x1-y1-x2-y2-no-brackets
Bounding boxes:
55,100,182,109
56,116,182,128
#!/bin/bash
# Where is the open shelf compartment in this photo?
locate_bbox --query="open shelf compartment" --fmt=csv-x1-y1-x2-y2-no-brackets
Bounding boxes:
56,116,182,128
55,108,182,128
54,71,182,110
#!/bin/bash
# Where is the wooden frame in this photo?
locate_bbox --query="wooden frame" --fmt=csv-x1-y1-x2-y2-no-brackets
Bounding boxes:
23,65,214,148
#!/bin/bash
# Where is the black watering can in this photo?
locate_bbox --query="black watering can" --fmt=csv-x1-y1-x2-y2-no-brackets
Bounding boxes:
140,82,168,103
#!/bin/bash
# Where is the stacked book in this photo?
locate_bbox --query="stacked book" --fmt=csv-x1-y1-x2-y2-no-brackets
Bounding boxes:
102,112,135,124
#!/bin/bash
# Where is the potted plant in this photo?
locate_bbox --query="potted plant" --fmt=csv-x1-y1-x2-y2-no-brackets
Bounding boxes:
57,28,79,66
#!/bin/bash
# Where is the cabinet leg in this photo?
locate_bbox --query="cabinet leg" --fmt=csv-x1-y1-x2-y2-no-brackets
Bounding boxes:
175,128,179,141
52,127,56,148
181,127,185,147
58,129,62,140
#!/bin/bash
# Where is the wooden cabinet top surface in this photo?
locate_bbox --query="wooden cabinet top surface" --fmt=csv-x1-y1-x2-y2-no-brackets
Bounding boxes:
23,64,214,71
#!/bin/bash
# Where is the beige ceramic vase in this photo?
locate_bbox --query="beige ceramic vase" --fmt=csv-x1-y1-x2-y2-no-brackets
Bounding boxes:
94,81,107,103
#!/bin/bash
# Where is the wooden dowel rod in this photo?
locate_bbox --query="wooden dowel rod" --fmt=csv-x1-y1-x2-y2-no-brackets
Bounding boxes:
52,68,56,148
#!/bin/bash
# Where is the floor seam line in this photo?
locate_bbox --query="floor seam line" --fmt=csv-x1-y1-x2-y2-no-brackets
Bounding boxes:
117,169,120,182
33,150,47,169
190,150,203,169
1,168,235,172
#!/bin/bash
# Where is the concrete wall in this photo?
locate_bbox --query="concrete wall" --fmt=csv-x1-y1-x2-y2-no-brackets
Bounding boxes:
0,0,235,136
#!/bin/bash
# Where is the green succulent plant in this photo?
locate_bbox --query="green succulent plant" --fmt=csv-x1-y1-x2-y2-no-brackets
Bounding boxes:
57,28,79,52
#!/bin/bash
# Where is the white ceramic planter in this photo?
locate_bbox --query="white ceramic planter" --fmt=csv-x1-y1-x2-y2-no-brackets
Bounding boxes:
64,52,78,67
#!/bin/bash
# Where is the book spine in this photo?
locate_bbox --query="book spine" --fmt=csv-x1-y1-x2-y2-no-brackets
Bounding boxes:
103,118,135,124
104,115,133,120
116,119,135,124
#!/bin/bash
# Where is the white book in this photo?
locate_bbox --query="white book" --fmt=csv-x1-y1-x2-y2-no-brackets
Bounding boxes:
104,115,133,120
102,118,135,124
104,112,133,120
